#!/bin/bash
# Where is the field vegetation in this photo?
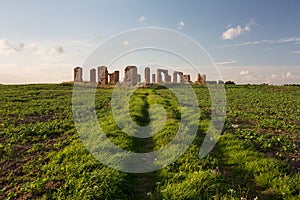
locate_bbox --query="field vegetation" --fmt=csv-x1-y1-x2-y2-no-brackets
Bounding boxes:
0,84,299,199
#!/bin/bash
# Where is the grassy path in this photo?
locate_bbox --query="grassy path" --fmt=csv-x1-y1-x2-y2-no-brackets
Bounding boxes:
132,138,157,199
129,89,158,199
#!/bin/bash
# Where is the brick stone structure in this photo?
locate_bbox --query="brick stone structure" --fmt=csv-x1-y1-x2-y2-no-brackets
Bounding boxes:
197,73,206,85
173,71,184,83
184,74,191,83
157,69,170,83
108,70,120,84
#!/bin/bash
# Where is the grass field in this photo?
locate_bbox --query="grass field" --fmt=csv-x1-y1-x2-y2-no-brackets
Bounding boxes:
0,84,299,199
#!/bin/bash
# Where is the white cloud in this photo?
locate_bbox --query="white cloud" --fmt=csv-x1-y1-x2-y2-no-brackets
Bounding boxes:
122,40,129,46
138,16,146,25
222,25,243,40
178,20,185,30
222,20,256,40
240,70,249,75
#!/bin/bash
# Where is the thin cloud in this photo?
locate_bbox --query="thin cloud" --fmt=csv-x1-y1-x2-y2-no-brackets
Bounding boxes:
219,40,273,47
49,46,64,55
286,72,293,78
276,37,300,43
0,39,26,55
219,65,300,85
240,70,249,75
122,40,129,46
222,20,256,40
178,20,185,30
290,50,300,54
219,36,300,48
0,38,64,56
95,34,103,40
264,47,275,51
216,58,238,65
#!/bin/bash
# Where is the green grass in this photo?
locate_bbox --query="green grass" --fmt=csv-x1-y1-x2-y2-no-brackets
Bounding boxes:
0,84,299,199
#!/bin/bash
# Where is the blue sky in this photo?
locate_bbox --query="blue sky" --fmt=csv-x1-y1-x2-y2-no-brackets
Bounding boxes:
0,0,299,84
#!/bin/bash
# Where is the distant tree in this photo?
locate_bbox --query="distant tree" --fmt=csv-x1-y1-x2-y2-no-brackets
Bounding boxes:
225,80,235,85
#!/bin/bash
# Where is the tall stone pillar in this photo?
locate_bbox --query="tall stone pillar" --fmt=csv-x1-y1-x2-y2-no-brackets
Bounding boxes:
137,74,141,83
173,71,177,83
90,68,96,83
179,72,184,83
74,67,83,82
113,70,119,84
98,66,108,85
152,74,156,83
145,67,150,85
108,73,113,84
124,66,137,86
166,75,171,83
157,69,162,83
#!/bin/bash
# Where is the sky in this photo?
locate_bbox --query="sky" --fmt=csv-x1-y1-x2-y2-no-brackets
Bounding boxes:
0,0,300,84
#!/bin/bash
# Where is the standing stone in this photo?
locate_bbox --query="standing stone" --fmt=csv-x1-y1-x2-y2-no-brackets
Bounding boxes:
113,70,119,84
74,66,83,82
184,74,191,83
152,74,156,83
98,66,108,85
179,72,184,83
173,71,177,83
197,73,206,85
157,69,162,83
124,66,138,86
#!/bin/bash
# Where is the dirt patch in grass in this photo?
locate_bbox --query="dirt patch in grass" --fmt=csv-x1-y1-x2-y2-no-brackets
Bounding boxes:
0,134,71,199
23,112,57,124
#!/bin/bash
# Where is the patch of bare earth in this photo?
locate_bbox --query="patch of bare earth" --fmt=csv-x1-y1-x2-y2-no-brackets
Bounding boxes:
0,132,71,199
